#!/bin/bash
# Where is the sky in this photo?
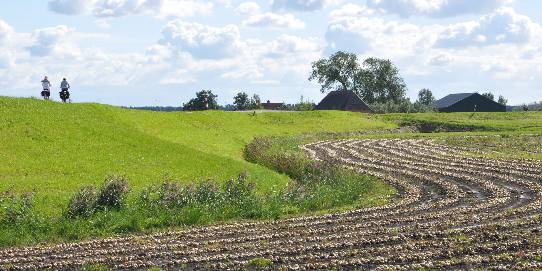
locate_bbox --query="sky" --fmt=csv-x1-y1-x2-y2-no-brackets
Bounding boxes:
0,0,541,106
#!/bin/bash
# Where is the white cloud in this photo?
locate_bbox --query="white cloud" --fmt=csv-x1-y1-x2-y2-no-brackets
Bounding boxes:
48,0,93,15
47,0,213,18
367,0,511,18
92,0,161,17
435,7,539,48
160,69,196,84
329,3,374,18
0,51,15,69
271,0,334,12
235,1,260,15
0,19,14,44
160,20,243,59
156,0,214,18
27,25,76,57
427,53,453,66
265,35,320,58
242,12,305,29
325,16,423,55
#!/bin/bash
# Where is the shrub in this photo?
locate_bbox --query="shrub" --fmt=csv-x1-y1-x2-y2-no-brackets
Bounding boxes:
194,180,219,204
0,191,35,225
96,176,130,210
222,171,255,203
66,186,98,218
154,181,194,208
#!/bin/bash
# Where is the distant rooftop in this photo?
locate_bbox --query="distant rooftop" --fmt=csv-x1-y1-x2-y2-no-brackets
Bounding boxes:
434,93,476,108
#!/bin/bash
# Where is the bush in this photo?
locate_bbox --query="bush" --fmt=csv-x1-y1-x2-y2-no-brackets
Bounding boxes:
0,191,35,225
143,181,194,209
96,176,130,210
194,180,219,204
222,172,255,203
370,99,434,113
66,186,98,218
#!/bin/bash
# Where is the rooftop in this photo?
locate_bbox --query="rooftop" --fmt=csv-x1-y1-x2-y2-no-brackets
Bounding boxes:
434,93,476,108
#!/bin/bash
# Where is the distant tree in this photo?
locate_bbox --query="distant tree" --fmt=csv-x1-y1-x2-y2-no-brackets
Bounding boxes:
295,95,314,111
248,94,262,110
356,57,407,104
416,89,435,106
233,92,250,111
183,90,218,111
497,95,508,106
309,51,360,94
221,104,236,111
481,92,495,101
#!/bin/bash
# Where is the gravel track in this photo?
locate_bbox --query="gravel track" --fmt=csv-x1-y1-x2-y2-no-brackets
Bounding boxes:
1,139,542,270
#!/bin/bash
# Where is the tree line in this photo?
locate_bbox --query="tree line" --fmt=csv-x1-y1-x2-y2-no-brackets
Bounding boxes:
309,51,509,113
158,50,513,113
179,90,315,112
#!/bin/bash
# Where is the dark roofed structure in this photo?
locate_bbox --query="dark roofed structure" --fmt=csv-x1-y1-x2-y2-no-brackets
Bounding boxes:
262,100,284,110
315,90,372,113
435,93,506,112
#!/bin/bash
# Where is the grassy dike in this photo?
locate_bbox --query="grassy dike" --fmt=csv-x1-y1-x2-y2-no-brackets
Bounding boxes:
0,97,395,246
0,97,395,214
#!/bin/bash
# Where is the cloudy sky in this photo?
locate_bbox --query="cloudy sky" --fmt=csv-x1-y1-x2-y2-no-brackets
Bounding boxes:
0,0,541,106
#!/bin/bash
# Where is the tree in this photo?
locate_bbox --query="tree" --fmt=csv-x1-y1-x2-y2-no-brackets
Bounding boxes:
356,57,407,104
481,92,495,101
309,51,359,94
248,94,262,110
296,95,314,111
309,51,408,105
497,95,508,106
233,92,250,111
417,89,435,106
183,90,218,111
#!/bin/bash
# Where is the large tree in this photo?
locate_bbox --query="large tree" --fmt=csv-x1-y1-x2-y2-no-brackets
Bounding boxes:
356,58,407,104
309,51,359,94
417,88,435,106
481,92,495,101
233,92,250,111
183,90,218,111
249,94,262,110
309,51,407,104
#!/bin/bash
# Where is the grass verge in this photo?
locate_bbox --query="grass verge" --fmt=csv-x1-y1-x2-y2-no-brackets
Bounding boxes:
0,133,394,247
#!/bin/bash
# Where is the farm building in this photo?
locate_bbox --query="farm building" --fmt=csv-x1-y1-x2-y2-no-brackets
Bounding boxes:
435,93,506,112
315,90,373,113
262,100,284,110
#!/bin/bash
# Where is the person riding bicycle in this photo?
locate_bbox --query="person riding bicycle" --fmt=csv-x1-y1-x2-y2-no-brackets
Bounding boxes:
59,78,71,103
41,76,51,100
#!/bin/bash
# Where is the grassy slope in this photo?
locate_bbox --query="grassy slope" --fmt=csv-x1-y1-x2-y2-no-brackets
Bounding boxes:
0,97,395,215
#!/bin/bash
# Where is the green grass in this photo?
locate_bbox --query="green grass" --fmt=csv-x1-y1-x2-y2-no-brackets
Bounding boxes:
441,134,542,160
381,111,542,132
0,97,395,216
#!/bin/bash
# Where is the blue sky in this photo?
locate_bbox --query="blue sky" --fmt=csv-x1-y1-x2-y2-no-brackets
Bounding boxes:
0,0,541,106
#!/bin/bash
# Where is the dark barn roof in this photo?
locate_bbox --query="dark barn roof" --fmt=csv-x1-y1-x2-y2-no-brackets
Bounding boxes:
262,101,284,110
315,90,372,113
435,93,506,112
434,93,476,108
